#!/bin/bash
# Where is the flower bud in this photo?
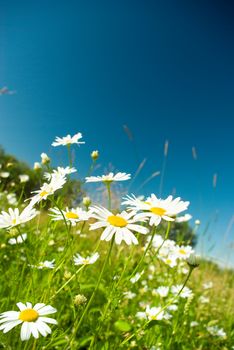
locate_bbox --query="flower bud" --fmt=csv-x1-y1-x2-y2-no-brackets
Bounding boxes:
187,254,200,268
91,150,99,161
40,153,50,165
74,294,87,306
34,162,41,170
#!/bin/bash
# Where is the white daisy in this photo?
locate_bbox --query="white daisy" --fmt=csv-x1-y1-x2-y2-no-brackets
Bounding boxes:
85,172,131,184
28,174,66,206
19,175,29,183
40,153,50,164
52,133,85,147
49,207,90,226
123,194,190,226
174,245,194,260
73,252,100,265
44,166,77,181
8,233,27,245
171,285,193,298
207,325,226,338
0,302,57,341
202,281,213,289
136,306,170,321
0,206,37,229
89,206,148,245
155,286,169,298
30,260,55,269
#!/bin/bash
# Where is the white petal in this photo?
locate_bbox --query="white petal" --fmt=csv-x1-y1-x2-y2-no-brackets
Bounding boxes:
20,322,32,341
39,317,57,325
2,320,22,333
30,322,39,339
17,302,27,311
38,305,57,316
33,303,46,311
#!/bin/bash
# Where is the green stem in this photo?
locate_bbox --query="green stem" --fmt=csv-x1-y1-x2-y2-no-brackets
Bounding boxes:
106,183,112,210
120,266,195,346
72,238,115,341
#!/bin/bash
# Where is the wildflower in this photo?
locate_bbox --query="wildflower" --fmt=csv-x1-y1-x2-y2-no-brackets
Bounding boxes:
0,206,37,229
171,285,193,298
74,294,87,306
34,162,41,170
85,172,131,183
52,133,85,147
83,196,91,208
175,214,192,223
28,174,66,206
190,321,199,327
187,254,200,268
89,206,148,245
30,260,55,269
203,281,213,289
44,166,76,181
7,193,17,205
174,245,194,260
19,175,29,183
207,325,226,338
123,194,189,226
91,150,99,160
0,302,57,341
40,153,50,164
130,271,144,283
0,172,10,178
155,286,169,298
8,233,27,245
73,252,100,265
49,207,90,226
123,291,136,299
136,305,171,321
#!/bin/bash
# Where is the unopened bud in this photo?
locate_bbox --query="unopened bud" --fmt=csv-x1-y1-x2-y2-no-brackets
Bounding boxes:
187,254,200,268
40,153,50,165
91,150,99,161
83,196,91,207
74,294,87,306
34,162,41,170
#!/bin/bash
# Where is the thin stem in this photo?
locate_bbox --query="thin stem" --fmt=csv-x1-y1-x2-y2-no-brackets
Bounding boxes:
72,238,115,342
106,182,112,210
120,266,195,346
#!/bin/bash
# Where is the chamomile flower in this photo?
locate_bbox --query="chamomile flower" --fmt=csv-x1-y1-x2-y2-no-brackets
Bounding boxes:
123,194,189,226
8,233,27,245
44,166,77,181
174,245,194,260
136,305,171,321
19,175,29,183
155,286,170,298
49,207,90,226
89,206,148,245
28,174,66,206
0,302,57,341
0,206,37,229
52,133,85,147
73,252,100,265
171,285,193,298
85,172,131,183
207,325,227,338
30,260,55,269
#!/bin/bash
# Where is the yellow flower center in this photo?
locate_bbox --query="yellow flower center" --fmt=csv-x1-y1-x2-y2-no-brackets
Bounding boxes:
19,309,39,322
40,190,49,197
12,219,17,225
107,215,127,227
150,207,166,216
65,212,79,219
82,259,90,264
179,249,186,255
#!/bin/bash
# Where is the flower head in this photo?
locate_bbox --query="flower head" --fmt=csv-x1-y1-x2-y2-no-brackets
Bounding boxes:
40,153,50,164
123,194,189,226
49,207,90,226
8,233,27,245
85,172,131,184
19,175,29,183
0,302,57,341
73,252,100,265
44,166,76,181
52,133,85,147
0,206,37,229
89,206,148,245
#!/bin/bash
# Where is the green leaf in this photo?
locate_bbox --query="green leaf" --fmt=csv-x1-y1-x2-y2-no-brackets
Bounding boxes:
114,320,132,332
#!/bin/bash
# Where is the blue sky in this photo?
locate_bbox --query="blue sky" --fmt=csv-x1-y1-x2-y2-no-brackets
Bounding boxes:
0,0,233,265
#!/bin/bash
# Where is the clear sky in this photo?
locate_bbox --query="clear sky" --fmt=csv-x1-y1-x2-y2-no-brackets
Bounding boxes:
0,0,233,266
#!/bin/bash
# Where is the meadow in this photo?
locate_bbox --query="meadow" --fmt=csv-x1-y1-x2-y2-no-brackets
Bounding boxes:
0,133,233,350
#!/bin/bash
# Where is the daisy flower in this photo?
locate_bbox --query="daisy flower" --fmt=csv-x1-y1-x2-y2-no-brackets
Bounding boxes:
52,132,85,147
89,206,148,245
174,245,194,260
73,252,100,265
19,174,29,183
49,207,90,226
123,194,189,226
28,174,66,206
0,206,37,229
44,166,77,181
0,302,57,341
85,172,131,184
8,233,27,245
30,259,55,269
136,306,171,321
171,285,193,298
